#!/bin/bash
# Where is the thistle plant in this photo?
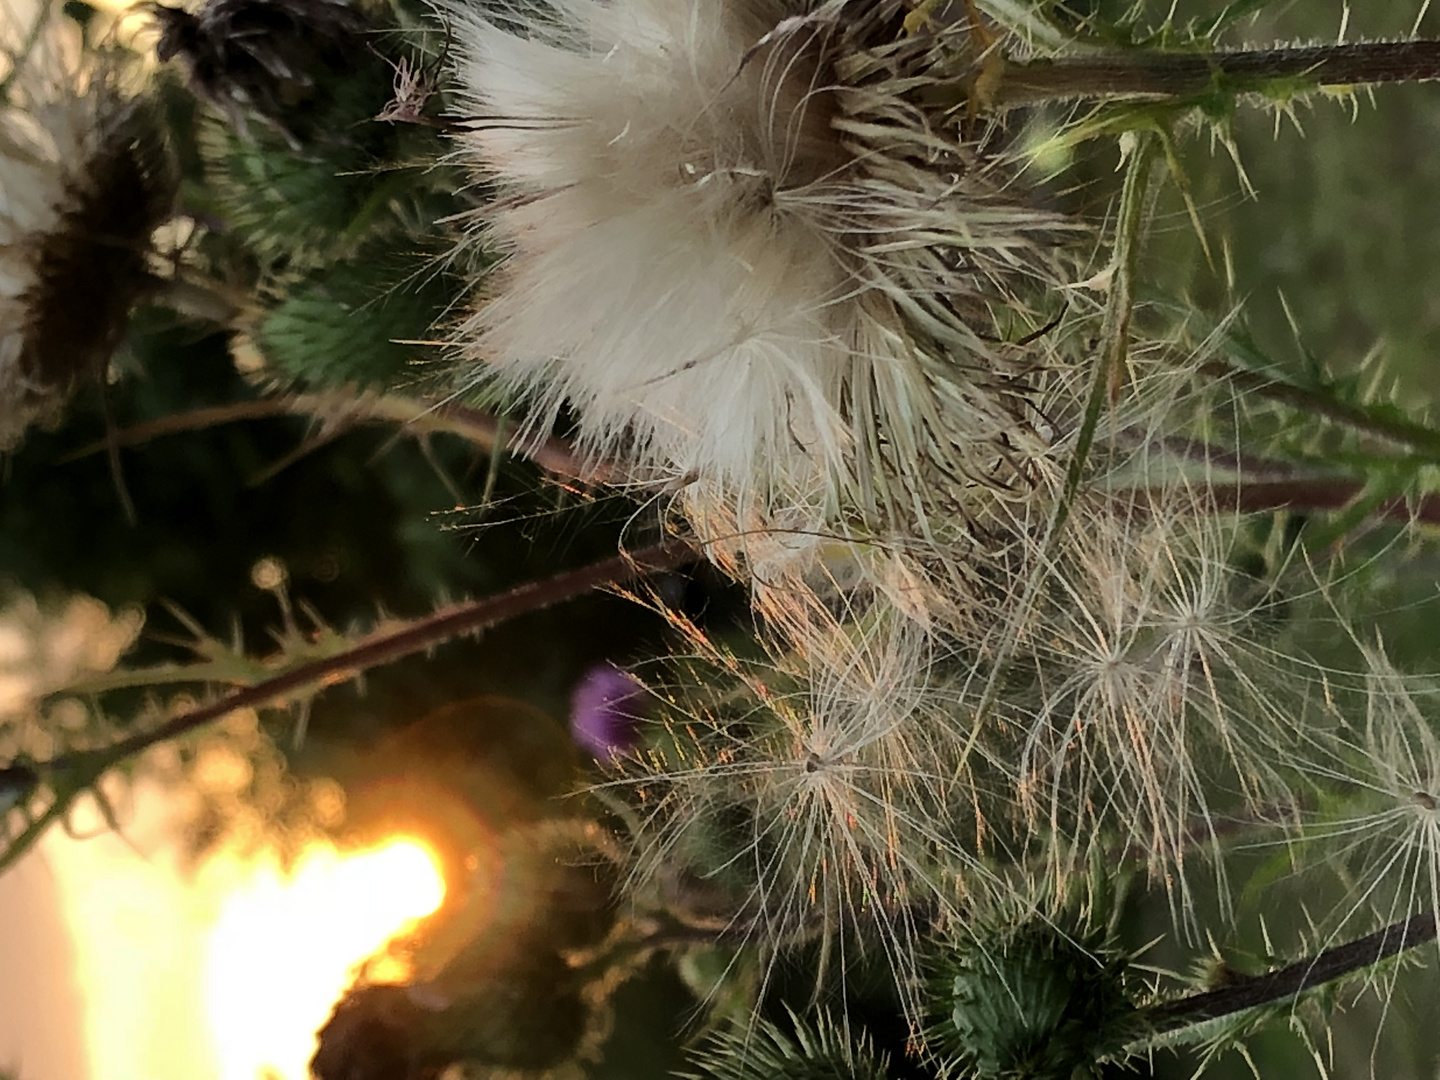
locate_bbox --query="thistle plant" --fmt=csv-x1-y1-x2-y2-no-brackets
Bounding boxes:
11,0,1440,1078
445,0,1085,604
0,11,174,450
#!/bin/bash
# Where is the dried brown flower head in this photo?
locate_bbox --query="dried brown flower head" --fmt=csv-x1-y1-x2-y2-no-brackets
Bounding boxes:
0,51,175,448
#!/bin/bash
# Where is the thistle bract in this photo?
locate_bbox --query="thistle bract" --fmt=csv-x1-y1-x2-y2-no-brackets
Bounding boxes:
929,917,1138,1080
682,1009,892,1080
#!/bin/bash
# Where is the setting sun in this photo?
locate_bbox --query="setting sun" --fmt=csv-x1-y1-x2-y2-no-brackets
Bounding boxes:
205,838,446,1080
44,787,446,1080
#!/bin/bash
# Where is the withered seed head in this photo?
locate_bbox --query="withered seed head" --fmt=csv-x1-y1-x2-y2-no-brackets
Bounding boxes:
23,103,173,385
146,0,371,143
1,82,176,449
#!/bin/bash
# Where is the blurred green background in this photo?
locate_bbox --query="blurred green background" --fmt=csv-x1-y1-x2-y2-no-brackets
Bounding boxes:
1095,2,1440,1077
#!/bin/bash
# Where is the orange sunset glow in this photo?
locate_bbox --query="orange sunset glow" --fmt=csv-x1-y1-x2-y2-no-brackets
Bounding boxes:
41,783,446,1080
205,838,445,1080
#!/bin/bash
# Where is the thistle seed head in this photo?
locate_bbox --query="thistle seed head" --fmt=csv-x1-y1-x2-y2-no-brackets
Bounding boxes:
447,0,1079,569
622,604,996,1006
146,0,371,144
1003,493,1303,892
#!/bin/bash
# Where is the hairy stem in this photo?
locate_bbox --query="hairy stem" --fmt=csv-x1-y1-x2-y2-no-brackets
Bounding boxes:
1146,911,1438,1034
65,392,605,481
0,539,696,877
104,538,695,759
990,40,1440,107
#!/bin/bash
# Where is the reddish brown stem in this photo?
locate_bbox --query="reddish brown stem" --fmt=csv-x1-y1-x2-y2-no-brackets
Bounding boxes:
63,394,608,483
1198,360,1440,458
103,538,696,761
1175,479,1440,524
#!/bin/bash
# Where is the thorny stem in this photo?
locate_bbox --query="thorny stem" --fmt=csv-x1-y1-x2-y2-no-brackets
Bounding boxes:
1130,432,1302,479
988,40,1440,108
1200,359,1440,460
84,395,1439,530
0,540,696,873
1173,478,1440,524
80,389,1440,533
103,538,696,760
65,393,606,482
1145,911,1438,1034
572,922,758,984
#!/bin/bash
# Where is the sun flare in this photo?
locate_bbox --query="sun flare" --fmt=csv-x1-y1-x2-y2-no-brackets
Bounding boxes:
45,784,446,1080
205,837,446,1080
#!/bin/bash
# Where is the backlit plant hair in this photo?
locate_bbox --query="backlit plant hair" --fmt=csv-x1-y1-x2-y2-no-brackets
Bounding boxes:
445,0,1081,583
1288,643,1440,957
620,603,1002,1007
996,489,1306,900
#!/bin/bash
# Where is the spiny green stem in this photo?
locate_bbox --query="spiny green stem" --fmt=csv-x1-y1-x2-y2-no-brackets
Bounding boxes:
1146,911,1437,1034
991,40,1440,107
966,132,1156,738
1200,359,1440,459
1060,136,1152,518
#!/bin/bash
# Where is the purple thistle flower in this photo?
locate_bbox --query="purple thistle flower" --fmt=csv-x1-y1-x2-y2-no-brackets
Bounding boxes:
569,664,647,761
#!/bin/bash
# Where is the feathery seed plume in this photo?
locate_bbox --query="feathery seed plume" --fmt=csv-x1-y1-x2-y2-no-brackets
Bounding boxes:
447,0,1076,581
625,605,996,1002
1292,644,1440,952
1000,493,1303,892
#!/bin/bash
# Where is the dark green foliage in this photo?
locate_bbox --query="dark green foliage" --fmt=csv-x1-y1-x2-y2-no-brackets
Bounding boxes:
433,949,591,1071
188,12,457,275
311,956,589,1079
928,918,1139,1080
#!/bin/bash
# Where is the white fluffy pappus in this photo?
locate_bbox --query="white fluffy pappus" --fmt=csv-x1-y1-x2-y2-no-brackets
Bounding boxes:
447,0,1075,550
620,605,997,1002
998,490,1306,903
